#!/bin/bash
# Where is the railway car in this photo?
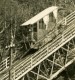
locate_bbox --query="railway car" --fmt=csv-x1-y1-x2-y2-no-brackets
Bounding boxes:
19,6,59,57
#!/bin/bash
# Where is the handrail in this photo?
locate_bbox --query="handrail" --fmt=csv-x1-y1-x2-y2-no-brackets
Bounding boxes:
0,57,10,73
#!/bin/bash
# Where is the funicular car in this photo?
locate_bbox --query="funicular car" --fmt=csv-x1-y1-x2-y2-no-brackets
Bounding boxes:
20,6,59,57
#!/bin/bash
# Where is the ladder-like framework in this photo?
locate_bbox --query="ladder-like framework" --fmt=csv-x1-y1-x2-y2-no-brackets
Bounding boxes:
0,11,75,80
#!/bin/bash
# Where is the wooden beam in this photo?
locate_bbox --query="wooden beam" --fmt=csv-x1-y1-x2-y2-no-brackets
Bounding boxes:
30,71,48,80
49,58,75,80
37,64,40,80
46,59,62,67
50,53,56,77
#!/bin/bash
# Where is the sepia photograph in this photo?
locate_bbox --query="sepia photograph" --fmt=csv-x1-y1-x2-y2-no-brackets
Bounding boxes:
0,0,75,80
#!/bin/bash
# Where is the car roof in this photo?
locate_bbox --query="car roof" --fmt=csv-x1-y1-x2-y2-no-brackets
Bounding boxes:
21,6,58,26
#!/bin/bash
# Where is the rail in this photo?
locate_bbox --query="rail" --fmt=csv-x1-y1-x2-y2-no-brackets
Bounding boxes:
0,57,10,73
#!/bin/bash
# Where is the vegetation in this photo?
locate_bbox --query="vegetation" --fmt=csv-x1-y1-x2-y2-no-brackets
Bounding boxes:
0,0,75,60
0,0,75,80
0,0,75,58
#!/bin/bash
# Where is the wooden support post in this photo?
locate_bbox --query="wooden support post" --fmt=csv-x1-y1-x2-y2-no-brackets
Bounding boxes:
31,58,32,67
37,65,40,80
62,27,64,42
9,46,14,80
6,58,8,68
50,53,56,77
65,18,67,25
47,45,49,54
13,69,15,80
43,61,48,76
21,77,24,80
27,73,30,80
9,11,15,79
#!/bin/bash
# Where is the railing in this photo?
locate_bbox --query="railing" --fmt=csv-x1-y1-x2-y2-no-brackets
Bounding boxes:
58,11,75,25
0,57,10,73
11,20,75,79
0,72,9,80
1,10,75,80
12,21,75,80
1,23,75,80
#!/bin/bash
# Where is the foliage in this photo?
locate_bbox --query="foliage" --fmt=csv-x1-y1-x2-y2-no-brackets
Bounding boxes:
0,0,75,79
0,0,75,57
